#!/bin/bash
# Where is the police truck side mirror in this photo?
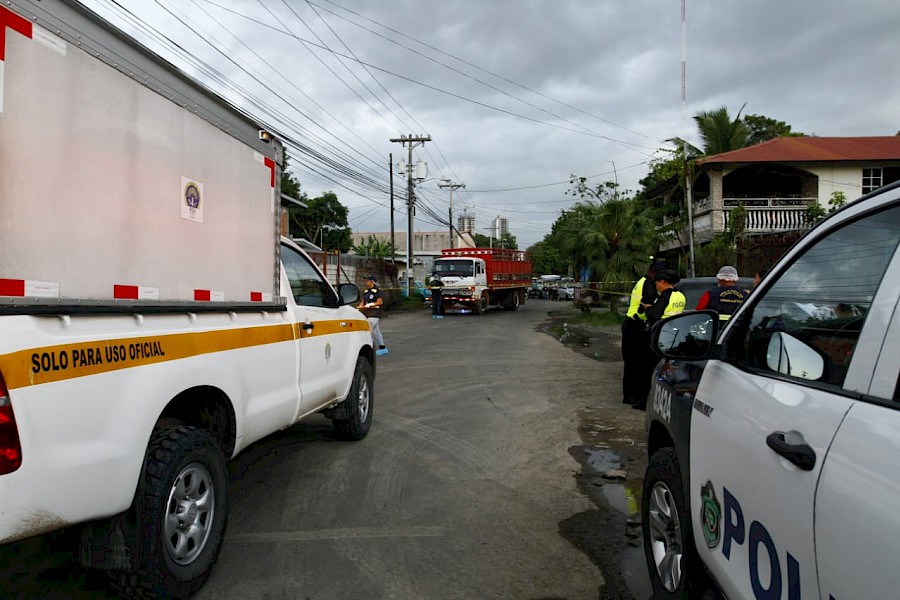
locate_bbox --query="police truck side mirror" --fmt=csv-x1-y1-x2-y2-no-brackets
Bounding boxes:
651,311,718,360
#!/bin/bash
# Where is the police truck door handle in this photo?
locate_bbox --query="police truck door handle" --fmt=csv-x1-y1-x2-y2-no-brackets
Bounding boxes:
765,431,816,471
303,320,314,331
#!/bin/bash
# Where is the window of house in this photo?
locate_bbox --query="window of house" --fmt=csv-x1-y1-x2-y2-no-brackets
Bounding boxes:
863,168,883,194
724,204,900,389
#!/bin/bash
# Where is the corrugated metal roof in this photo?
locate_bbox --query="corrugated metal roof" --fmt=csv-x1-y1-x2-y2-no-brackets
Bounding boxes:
699,136,900,164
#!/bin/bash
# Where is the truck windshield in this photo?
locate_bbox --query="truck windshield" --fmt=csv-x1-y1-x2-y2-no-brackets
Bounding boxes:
434,260,474,278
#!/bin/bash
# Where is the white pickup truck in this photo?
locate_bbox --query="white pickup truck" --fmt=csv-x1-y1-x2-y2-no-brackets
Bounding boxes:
0,1,375,597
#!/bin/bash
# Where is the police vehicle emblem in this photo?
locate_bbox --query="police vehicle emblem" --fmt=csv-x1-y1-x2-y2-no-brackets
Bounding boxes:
325,342,332,361
700,480,721,548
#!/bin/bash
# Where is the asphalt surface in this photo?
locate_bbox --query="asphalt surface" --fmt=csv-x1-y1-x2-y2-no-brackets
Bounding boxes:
2,298,651,599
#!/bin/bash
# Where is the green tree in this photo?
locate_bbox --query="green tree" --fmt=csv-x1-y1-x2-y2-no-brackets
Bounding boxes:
287,191,352,252
280,154,305,203
472,232,517,249
742,114,805,146
554,199,659,310
526,240,566,275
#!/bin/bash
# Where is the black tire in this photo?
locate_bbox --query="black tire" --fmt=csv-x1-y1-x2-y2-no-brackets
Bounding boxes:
333,356,374,440
642,447,697,599
111,427,228,599
475,292,489,315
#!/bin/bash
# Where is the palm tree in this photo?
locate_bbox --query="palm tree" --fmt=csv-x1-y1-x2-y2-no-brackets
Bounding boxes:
693,104,750,155
557,199,659,310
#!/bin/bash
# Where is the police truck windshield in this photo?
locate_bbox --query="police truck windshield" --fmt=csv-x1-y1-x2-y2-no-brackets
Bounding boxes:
434,260,474,278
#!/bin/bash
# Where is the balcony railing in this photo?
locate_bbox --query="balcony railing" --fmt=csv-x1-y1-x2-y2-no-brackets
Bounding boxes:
721,197,814,232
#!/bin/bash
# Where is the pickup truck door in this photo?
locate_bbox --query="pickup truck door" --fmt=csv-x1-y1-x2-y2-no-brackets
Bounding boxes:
281,243,356,413
689,203,900,600
813,245,900,600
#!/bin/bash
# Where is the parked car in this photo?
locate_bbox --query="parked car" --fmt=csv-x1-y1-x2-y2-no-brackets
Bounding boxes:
400,279,432,302
556,284,577,301
642,181,900,599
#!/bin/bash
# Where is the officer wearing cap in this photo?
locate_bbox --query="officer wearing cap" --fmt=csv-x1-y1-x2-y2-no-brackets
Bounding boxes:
621,260,664,406
358,274,388,356
429,275,445,319
695,265,748,321
632,269,687,410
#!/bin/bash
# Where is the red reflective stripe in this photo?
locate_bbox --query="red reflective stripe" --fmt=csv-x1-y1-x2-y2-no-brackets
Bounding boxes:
264,157,275,188
0,279,25,296
194,289,211,301
250,291,263,302
113,285,139,299
0,6,33,62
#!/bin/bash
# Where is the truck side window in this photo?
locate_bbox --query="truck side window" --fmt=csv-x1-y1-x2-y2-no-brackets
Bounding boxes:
281,245,338,308
725,204,900,388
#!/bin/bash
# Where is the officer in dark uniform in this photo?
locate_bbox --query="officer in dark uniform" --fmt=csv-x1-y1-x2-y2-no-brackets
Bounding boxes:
695,265,748,322
429,275,444,319
621,260,665,405
633,268,687,410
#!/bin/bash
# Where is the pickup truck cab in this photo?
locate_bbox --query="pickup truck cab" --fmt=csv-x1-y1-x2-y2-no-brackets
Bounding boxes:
642,181,900,599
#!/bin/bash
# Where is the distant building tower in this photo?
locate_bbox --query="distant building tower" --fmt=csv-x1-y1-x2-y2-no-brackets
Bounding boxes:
491,215,509,239
458,209,476,234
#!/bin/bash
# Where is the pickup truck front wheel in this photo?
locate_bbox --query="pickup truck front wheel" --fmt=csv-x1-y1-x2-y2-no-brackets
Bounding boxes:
111,426,228,599
642,447,696,598
332,356,373,440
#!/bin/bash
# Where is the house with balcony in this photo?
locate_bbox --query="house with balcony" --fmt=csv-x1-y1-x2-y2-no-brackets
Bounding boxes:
653,136,900,256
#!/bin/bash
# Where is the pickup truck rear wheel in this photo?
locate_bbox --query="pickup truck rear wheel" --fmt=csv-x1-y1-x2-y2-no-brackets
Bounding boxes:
332,356,373,440
111,426,228,599
642,447,696,598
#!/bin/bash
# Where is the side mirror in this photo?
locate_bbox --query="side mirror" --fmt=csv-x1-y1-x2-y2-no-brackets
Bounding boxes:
766,332,824,380
651,311,718,360
338,283,360,306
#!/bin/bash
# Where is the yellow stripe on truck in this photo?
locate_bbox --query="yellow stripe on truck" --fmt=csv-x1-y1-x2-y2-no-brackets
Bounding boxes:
0,319,369,389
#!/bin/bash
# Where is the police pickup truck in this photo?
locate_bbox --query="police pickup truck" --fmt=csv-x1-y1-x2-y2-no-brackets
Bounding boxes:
642,181,900,599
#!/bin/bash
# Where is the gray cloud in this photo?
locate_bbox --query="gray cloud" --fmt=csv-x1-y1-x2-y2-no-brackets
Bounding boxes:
78,0,900,248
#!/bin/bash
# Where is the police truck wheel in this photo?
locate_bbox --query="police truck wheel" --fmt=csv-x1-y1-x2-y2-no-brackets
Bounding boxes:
111,426,228,599
332,356,373,440
642,447,697,598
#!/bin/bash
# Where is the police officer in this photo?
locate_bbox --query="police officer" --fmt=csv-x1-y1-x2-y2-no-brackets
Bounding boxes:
429,275,444,319
695,265,748,321
357,275,388,356
621,261,665,406
633,268,687,410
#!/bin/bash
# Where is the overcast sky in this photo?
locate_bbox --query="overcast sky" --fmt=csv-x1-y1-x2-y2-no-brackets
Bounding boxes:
77,0,900,249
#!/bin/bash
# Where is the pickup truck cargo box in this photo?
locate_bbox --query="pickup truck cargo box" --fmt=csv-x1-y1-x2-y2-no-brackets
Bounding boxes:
0,0,281,309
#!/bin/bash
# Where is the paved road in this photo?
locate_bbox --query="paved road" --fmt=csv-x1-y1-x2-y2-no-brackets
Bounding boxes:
3,299,645,599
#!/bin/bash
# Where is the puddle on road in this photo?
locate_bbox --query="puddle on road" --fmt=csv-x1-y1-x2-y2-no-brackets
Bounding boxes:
584,448,621,472
547,324,592,348
602,483,640,516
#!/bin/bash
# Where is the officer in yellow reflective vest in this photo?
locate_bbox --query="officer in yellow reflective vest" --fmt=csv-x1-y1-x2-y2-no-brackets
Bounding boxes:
621,261,665,406
632,268,686,410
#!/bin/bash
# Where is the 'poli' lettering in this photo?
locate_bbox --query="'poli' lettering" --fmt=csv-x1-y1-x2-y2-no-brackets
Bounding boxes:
721,486,802,600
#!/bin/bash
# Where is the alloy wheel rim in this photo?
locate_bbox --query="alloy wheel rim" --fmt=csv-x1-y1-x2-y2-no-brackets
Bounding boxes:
357,376,370,421
647,481,683,592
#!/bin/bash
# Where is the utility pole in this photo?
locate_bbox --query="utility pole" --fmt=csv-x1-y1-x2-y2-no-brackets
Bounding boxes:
389,153,395,263
390,134,431,296
438,180,465,249
681,0,696,277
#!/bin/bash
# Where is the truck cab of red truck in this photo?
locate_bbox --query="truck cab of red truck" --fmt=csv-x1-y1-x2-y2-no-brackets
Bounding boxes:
432,248,532,315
